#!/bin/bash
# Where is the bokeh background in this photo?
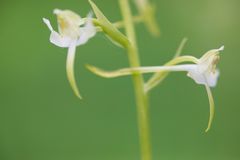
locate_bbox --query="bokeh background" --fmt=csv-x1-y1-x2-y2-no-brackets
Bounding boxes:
0,0,239,160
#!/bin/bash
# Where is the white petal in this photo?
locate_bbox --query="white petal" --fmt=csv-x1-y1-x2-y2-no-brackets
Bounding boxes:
187,67,206,85
43,18,73,48
43,18,53,31
205,70,220,87
50,31,72,48
187,67,219,87
53,9,62,14
218,45,224,51
77,12,96,46
53,9,84,26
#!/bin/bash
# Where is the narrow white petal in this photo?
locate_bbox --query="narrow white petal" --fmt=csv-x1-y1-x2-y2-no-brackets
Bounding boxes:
43,18,53,31
53,9,62,14
187,67,206,85
218,45,224,51
66,41,82,99
77,12,96,46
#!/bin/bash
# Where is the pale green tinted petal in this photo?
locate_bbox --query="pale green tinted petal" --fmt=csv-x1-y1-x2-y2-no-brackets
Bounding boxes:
53,9,84,26
205,85,215,132
86,64,134,78
77,12,96,46
142,4,160,36
134,0,160,36
174,37,188,58
66,41,82,99
199,46,224,65
53,9,82,39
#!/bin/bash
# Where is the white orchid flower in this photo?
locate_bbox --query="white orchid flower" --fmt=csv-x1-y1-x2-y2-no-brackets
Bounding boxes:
43,9,96,99
87,46,223,87
186,46,223,87
86,46,224,131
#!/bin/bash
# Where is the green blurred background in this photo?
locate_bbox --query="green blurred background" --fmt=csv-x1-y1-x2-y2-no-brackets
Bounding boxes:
0,0,239,159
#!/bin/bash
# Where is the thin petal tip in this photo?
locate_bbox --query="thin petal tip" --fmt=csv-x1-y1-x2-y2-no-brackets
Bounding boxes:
85,64,97,73
87,11,94,18
76,93,83,100
53,9,62,14
42,18,53,31
205,127,210,133
88,0,93,5
42,18,49,23
218,45,224,51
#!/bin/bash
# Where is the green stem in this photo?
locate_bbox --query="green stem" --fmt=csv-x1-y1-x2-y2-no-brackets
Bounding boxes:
119,0,152,160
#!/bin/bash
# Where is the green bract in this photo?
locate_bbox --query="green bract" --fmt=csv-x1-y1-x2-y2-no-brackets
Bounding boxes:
89,0,129,48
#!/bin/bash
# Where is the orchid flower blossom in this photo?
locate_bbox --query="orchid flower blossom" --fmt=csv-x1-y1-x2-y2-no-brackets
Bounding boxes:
134,0,160,36
43,9,96,99
87,46,224,131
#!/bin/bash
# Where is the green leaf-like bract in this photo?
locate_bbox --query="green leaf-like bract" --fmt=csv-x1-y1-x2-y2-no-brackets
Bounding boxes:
89,0,129,48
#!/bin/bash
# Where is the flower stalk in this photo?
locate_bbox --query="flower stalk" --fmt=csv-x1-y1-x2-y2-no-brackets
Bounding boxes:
119,0,152,160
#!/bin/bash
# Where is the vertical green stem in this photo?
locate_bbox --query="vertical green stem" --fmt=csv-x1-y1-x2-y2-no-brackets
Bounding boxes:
119,0,152,160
